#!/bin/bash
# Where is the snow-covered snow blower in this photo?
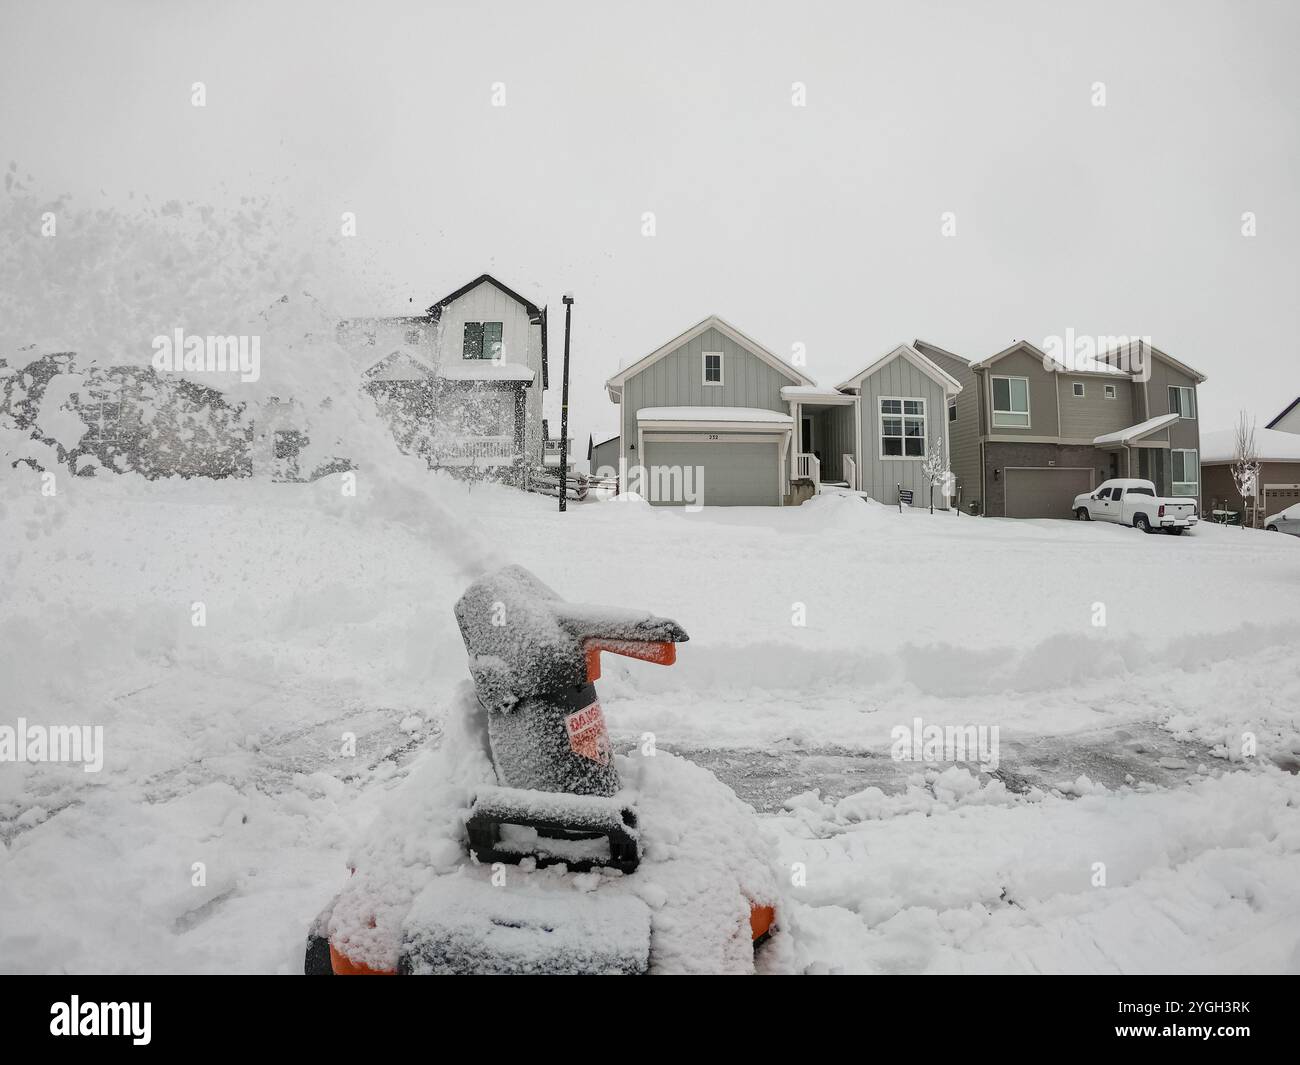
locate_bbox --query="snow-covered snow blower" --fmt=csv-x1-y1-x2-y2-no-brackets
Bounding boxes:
305,564,783,975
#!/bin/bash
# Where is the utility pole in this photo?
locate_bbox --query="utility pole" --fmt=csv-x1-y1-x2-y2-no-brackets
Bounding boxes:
558,293,574,512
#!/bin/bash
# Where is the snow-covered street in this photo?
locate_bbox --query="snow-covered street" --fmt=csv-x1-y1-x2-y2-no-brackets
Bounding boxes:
2,477,1297,973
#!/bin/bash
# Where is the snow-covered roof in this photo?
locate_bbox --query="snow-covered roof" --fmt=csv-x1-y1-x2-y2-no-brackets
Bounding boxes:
636,406,793,425
438,362,535,383
1201,426,1300,465
780,386,855,404
1266,397,1300,429
1045,351,1129,376
1093,413,1179,446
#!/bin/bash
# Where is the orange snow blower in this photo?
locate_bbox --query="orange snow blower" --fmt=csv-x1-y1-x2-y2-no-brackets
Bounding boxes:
305,565,777,975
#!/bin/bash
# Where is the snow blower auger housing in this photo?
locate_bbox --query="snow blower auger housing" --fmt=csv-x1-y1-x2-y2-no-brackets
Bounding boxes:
452,565,685,876
305,564,782,975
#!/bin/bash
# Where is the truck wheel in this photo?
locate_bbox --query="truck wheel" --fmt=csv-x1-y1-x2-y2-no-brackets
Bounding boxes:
1075,507,1090,521
1134,515,1152,534
1267,524,1278,532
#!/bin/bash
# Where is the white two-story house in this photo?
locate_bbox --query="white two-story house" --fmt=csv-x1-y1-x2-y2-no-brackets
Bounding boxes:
339,274,552,485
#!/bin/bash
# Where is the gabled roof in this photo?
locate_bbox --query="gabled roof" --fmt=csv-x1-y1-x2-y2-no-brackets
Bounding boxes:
1094,341,1207,384
836,343,963,395
605,315,815,397
587,431,619,459
969,339,1054,372
425,273,548,390
363,350,436,381
425,273,542,320
1092,413,1178,446
912,339,970,367
1266,397,1300,429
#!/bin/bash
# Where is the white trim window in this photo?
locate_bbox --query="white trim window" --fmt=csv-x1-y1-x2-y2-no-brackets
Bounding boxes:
991,375,1030,427
1172,448,1199,497
1072,381,1085,398
463,321,504,361
1104,383,1117,399
84,396,123,444
880,397,926,459
702,351,723,386
1168,385,1197,420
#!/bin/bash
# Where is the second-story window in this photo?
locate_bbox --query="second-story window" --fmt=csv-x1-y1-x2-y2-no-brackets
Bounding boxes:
702,351,723,385
1169,385,1197,420
463,322,503,360
1072,381,1086,398
991,375,1030,428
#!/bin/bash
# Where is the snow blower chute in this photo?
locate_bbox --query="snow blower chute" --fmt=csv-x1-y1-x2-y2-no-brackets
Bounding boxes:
305,564,781,975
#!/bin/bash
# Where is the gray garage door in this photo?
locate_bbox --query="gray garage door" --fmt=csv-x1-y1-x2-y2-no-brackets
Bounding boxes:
1005,467,1094,519
642,438,780,506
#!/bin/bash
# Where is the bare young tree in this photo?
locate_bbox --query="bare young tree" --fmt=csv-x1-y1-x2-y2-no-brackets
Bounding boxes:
921,435,951,515
1231,411,1261,530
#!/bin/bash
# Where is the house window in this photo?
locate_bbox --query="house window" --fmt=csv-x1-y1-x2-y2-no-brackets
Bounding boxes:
948,399,957,422
463,322,504,360
1072,381,1085,398
702,351,723,385
1172,449,1199,497
1169,385,1197,420
84,398,122,444
991,375,1030,427
880,398,925,459
1104,384,1117,399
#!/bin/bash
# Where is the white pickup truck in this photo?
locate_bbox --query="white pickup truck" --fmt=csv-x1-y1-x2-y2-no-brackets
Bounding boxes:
1073,478,1199,535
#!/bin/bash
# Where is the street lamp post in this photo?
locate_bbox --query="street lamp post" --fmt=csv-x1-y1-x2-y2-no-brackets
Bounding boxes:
558,293,574,512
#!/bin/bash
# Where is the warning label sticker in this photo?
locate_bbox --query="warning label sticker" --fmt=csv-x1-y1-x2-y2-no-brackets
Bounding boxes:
564,701,611,766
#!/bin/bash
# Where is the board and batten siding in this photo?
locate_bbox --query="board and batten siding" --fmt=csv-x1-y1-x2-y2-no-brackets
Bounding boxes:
435,281,545,462
1056,374,1134,441
619,326,796,468
918,345,980,512
856,355,951,508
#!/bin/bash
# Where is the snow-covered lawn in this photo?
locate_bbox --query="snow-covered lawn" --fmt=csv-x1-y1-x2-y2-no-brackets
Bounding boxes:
1,476,1298,973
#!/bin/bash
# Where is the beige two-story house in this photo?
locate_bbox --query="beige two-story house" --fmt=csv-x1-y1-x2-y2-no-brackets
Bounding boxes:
919,339,1207,518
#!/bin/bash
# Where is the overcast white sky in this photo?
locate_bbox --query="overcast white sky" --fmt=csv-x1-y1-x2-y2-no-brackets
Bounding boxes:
2,0,1297,446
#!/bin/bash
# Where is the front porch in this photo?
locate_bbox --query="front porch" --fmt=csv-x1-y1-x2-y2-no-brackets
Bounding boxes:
783,388,860,496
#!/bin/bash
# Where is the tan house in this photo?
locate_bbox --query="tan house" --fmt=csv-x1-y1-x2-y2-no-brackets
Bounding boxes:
919,339,1207,518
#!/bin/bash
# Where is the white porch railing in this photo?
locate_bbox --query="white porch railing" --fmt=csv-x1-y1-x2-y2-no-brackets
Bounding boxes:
843,454,857,491
436,435,516,465
795,452,821,486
